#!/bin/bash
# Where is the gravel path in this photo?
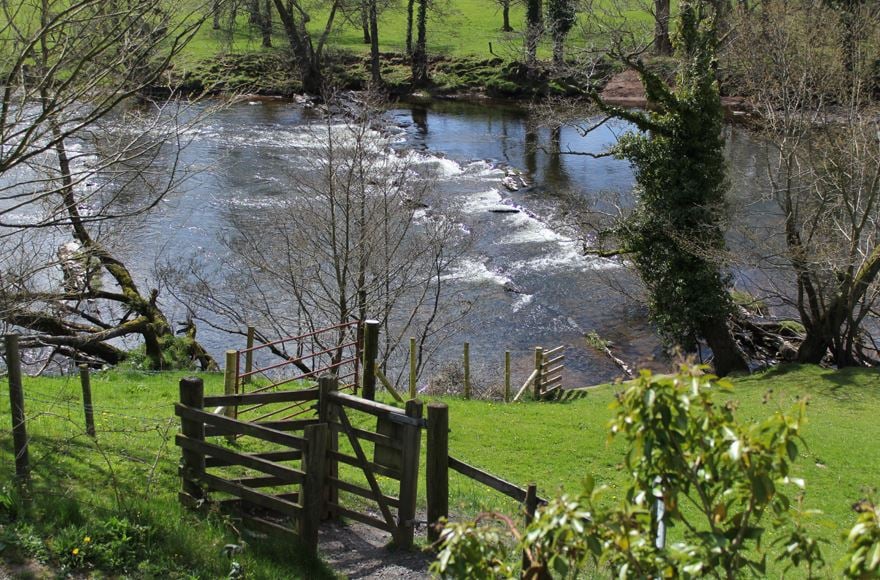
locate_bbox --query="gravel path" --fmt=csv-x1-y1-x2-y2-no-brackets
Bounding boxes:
319,519,432,579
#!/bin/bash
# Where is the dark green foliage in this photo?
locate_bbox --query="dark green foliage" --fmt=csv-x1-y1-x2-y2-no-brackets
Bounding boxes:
609,1,748,374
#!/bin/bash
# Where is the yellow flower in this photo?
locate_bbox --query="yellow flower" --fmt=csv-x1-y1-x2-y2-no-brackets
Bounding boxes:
83,536,91,543
72,548,80,556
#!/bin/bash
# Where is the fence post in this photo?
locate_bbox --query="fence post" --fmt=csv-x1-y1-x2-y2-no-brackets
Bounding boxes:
397,398,424,549
409,337,417,399
6,335,29,487
179,377,205,505
426,403,449,543
504,351,511,403
533,347,543,400
463,342,471,399
361,320,379,400
79,364,96,438
300,422,328,555
224,350,237,421
522,483,539,573
243,326,255,385
318,375,339,520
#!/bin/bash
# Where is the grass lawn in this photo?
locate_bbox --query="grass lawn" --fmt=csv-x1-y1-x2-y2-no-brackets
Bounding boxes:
182,0,656,62
0,364,875,576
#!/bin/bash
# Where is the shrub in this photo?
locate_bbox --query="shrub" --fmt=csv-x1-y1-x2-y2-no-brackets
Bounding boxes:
432,365,825,578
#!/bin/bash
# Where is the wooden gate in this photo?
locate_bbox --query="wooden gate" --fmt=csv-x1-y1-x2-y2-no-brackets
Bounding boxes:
175,374,424,551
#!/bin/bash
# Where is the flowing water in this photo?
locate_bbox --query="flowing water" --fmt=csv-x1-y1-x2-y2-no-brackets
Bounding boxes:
8,98,774,386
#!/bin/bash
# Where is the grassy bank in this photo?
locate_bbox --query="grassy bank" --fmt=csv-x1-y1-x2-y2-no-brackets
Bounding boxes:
0,365,876,576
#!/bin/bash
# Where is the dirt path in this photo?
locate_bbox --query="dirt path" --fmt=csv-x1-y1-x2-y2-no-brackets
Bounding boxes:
601,69,749,115
319,519,432,579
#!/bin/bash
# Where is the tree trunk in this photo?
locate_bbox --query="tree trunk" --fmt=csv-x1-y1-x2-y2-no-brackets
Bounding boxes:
700,317,750,376
526,0,543,66
502,1,512,31
261,0,273,47
654,0,672,56
213,0,221,29
271,0,324,95
368,0,382,85
361,0,371,44
412,0,429,85
552,34,564,66
406,0,415,55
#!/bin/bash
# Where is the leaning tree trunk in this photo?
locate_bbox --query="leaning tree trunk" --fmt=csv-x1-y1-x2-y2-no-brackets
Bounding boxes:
272,0,324,95
700,316,750,376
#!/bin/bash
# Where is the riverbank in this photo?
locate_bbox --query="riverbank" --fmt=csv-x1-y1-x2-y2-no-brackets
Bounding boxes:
0,365,876,577
169,49,605,100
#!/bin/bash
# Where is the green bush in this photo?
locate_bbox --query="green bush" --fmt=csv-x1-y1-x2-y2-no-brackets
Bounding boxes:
433,365,826,578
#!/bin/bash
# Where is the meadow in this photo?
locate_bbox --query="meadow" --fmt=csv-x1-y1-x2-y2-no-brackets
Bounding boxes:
0,364,876,576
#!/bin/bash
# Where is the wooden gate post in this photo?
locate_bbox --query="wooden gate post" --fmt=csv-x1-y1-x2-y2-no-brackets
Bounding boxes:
533,347,544,399
426,403,449,543
397,399,424,549
463,342,471,399
361,320,379,400
223,350,237,419
318,375,339,520
504,351,511,403
243,326,255,385
300,423,328,554
79,364,96,438
179,377,205,505
6,335,29,486
522,483,539,573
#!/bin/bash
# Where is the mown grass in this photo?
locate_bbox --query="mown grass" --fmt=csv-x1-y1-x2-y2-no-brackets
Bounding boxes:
0,364,875,576
182,0,655,62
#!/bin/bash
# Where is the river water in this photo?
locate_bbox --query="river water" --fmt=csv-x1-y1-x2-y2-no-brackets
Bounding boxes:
88,98,772,386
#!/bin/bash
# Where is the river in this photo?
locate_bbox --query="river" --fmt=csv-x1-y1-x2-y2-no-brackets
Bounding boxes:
69,98,774,387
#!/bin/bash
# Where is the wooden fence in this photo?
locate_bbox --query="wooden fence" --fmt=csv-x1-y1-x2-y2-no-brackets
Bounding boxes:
224,320,363,423
175,373,425,551
176,373,545,560
513,344,566,401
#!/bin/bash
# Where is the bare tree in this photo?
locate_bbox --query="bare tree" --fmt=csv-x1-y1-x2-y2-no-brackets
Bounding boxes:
168,97,470,380
726,0,880,366
270,0,344,94
0,0,218,370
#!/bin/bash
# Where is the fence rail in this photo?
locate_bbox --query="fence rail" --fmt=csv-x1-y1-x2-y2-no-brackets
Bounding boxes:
228,321,362,421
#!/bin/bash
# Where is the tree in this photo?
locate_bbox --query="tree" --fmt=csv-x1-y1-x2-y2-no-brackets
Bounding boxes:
493,0,516,32
0,0,218,370
589,0,749,375
525,0,543,66
726,0,880,366
547,0,577,66
368,0,382,86
411,0,430,85
654,0,672,55
270,0,342,94
166,98,470,382
433,365,824,578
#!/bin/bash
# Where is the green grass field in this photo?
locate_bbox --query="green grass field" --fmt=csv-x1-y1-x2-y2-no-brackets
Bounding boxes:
183,0,655,62
0,364,875,577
